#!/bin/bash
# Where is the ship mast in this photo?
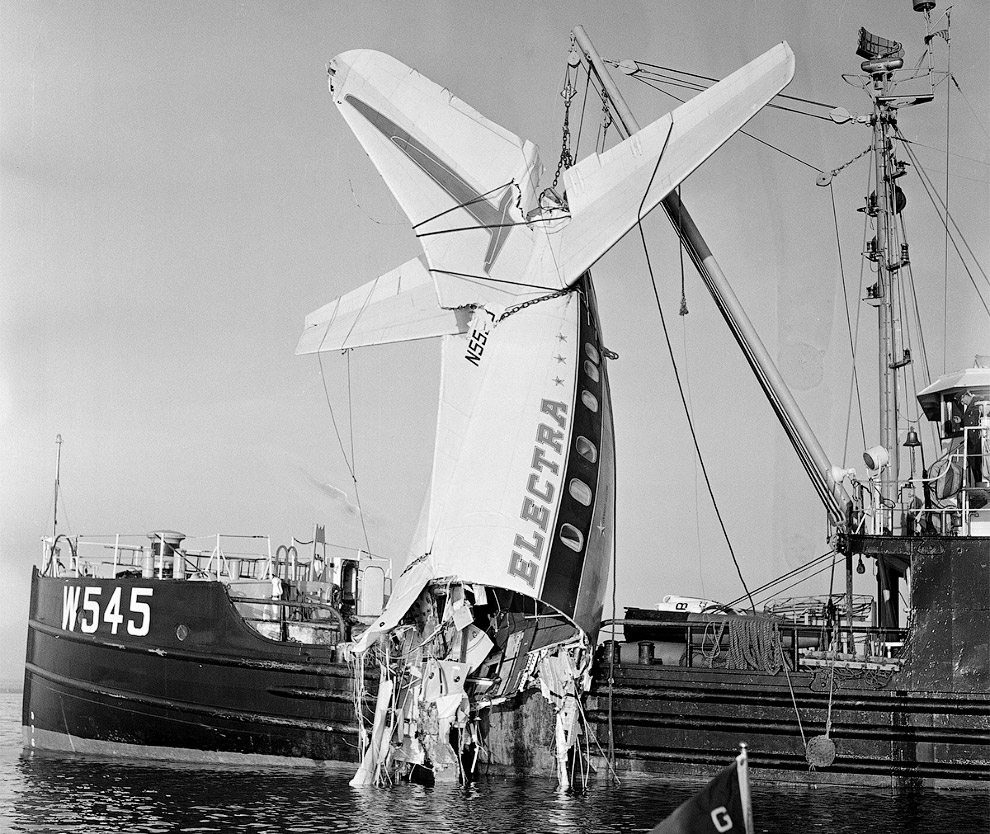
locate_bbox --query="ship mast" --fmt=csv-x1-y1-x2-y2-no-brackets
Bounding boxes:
856,8,939,522
874,85,901,510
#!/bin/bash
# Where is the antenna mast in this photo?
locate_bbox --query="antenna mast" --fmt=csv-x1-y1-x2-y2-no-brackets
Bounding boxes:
51,433,63,542
857,7,940,517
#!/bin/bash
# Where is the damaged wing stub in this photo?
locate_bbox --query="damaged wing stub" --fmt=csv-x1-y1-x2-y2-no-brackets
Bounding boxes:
300,42,793,788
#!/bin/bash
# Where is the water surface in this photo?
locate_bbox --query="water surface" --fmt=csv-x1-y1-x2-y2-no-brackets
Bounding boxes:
1,690,986,833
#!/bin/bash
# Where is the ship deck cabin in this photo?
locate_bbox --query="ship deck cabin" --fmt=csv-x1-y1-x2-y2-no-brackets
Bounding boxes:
39,530,391,648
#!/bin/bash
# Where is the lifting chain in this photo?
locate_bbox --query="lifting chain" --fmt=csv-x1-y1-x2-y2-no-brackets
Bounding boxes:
497,286,579,323
600,90,614,150
551,70,578,192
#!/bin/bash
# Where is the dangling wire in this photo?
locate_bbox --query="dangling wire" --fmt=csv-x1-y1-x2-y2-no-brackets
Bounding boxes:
316,351,372,558
829,182,866,459
637,162,755,611
676,186,689,316
941,18,952,373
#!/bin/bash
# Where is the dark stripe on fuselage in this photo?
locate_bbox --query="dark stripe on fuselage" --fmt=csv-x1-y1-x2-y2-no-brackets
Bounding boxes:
541,273,609,617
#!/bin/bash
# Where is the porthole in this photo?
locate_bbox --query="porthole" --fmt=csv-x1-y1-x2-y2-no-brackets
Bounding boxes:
560,524,584,552
576,436,598,463
581,390,599,412
584,360,600,383
585,343,600,364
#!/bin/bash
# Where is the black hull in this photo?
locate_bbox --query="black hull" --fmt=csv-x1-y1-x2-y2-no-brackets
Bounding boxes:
23,569,365,766
582,665,989,789
574,536,990,789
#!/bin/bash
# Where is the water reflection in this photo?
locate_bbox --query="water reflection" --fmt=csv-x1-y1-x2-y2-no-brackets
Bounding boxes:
2,686,988,834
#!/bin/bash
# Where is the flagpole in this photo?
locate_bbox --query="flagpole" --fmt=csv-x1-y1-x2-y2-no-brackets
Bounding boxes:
736,743,753,834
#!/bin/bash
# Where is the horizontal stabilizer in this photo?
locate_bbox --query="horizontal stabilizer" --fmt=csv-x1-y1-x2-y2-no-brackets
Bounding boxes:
558,42,795,281
295,256,468,354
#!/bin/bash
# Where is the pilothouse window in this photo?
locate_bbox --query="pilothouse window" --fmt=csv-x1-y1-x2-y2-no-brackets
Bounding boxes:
581,390,599,412
585,343,600,364
584,360,600,383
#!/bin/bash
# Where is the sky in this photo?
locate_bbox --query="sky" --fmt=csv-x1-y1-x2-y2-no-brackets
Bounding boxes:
2,1,987,679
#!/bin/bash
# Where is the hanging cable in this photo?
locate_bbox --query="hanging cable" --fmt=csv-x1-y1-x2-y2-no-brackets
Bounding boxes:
632,76,826,174
316,351,372,558
726,549,837,609
676,185,688,316
842,161,874,467
635,162,755,611
949,73,989,139
942,32,952,373
829,183,867,456
896,134,989,286
612,59,838,115
897,133,990,314
346,351,372,557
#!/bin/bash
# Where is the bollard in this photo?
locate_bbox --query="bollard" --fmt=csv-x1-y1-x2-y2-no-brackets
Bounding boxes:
638,640,655,665
600,640,621,665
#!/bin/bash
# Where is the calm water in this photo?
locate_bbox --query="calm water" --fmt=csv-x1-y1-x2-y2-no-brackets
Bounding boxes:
0,690,986,833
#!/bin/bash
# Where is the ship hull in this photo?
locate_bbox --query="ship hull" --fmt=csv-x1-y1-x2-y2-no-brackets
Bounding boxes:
22,569,364,766
573,535,990,789
582,664,989,789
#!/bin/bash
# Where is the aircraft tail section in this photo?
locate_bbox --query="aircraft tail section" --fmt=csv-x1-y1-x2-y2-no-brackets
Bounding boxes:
324,44,793,309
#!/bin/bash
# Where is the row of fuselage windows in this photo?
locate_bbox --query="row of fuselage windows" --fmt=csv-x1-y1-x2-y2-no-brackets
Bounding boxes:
559,341,602,553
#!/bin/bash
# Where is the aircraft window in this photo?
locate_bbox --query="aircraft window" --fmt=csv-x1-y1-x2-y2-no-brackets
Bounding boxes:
576,436,597,463
585,343,600,364
581,390,599,412
560,524,584,552
569,479,593,506
584,360,600,383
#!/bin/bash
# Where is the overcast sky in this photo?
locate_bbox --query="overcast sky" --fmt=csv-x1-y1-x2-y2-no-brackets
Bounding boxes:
2,1,987,680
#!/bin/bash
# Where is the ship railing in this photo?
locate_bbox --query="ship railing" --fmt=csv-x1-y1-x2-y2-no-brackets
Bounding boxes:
599,618,909,670
39,534,277,581
39,533,393,617
231,596,345,645
854,423,989,537
192,534,273,582
41,535,152,579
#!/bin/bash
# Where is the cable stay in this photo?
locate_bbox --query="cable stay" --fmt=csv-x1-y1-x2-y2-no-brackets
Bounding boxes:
316,351,373,559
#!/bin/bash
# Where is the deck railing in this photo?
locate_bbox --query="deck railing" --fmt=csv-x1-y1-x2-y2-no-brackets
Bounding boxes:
599,618,909,670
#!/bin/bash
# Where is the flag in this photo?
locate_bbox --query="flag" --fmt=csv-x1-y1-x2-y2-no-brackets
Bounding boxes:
649,747,753,834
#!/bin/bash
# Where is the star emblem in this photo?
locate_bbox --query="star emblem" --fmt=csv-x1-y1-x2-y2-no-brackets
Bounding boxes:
556,333,567,342
553,376,564,386
554,354,566,364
